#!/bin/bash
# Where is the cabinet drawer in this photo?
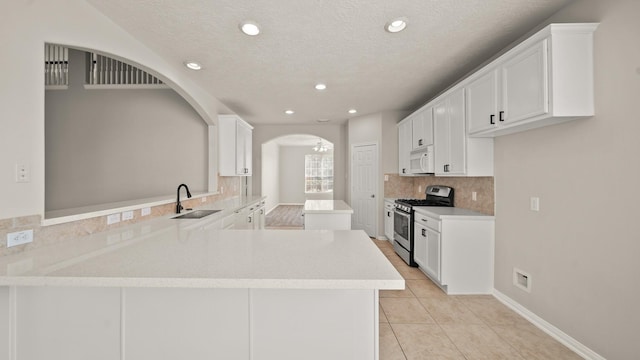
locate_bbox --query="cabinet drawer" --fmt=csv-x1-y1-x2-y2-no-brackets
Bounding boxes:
414,212,440,232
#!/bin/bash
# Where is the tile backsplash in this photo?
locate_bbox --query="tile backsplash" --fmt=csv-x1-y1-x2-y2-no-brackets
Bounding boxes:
384,174,494,215
0,176,241,257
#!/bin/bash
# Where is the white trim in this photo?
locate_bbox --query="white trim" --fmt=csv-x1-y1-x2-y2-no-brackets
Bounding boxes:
493,289,606,360
276,203,305,206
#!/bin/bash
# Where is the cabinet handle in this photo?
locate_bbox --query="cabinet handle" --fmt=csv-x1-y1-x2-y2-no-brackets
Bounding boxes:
418,139,423,146
421,228,426,237
402,168,406,174
421,218,428,222
248,217,252,223
444,164,449,172
499,111,505,122
490,114,495,125
387,211,391,217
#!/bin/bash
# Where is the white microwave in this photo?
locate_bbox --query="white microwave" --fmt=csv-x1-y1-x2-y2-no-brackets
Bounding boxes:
409,146,434,174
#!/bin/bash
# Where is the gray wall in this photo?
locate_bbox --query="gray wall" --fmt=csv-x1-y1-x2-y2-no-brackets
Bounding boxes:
494,1,640,359
278,146,333,204
45,49,207,211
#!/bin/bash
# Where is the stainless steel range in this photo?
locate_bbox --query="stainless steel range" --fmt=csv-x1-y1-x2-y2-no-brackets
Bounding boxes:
393,185,454,267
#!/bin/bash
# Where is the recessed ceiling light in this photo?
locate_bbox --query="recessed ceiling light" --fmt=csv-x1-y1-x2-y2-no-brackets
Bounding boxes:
316,118,330,123
184,61,202,70
285,110,295,115
315,83,327,91
240,21,260,36
385,17,407,33
348,109,357,114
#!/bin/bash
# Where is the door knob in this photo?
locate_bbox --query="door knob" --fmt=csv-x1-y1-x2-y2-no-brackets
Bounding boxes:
371,194,375,198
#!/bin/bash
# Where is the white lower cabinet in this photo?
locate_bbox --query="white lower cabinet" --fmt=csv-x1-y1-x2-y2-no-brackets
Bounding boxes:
4,286,378,360
124,288,249,360
384,200,395,242
413,208,494,294
15,287,121,360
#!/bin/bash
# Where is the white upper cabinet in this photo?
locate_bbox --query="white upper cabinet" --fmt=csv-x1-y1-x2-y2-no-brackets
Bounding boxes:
397,119,412,176
411,107,434,150
433,88,468,176
466,23,598,137
218,115,253,176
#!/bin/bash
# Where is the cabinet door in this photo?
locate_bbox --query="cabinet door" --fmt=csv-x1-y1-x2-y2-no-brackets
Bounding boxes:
411,113,424,149
412,108,434,149
466,69,498,134
433,99,449,174
236,122,252,175
501,39,549,124
447,88,466,175
384,205,394,240
425,227,441,282
413,222,428,268
398,121,412,176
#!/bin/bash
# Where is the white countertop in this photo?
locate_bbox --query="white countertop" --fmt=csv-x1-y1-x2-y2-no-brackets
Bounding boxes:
0,198,402,290
414,206,494,220
303,200,354,214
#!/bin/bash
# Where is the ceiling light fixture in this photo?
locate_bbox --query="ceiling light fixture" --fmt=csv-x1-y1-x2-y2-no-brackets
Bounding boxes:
240,21,260,36
348,109,357,114
385,17,407,33
313,138,329,152
184,61,202,70
315,83,327,91
316,118,330,123
285,110,295,115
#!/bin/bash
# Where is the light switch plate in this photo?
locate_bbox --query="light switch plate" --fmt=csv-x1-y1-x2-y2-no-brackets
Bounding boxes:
141,207,151,216
15,163,29,183
530,197,540,211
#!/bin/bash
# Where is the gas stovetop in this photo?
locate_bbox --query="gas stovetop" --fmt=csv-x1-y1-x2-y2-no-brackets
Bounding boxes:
395,185,454,212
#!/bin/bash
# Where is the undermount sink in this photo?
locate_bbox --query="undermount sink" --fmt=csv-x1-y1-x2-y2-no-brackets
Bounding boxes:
172,209,221,219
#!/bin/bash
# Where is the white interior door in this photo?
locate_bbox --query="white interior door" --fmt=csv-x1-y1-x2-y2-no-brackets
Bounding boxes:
351,143,378,236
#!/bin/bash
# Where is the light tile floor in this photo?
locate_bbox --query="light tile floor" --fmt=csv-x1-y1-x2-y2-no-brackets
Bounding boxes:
373,239,582,360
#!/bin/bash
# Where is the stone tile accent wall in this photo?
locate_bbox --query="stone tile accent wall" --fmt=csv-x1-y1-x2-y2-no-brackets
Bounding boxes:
0,176,241,257
384,174,494,215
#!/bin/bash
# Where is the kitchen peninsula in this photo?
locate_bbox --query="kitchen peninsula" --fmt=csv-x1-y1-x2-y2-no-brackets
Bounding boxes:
303,199,354,230
0,200,403,360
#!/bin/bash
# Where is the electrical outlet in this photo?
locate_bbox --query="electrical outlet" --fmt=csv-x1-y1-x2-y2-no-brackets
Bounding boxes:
530,197,540,211
472,191,477,201
384,175,389,181
201,196,207,203
7,230,33,247
221,186,224,194
418,185,422,193
107,213,121,225
15,163,30,183
141,207,151,216
122,210,134,221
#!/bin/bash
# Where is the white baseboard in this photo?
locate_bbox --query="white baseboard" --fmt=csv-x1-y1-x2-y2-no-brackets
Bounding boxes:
493,289,605,360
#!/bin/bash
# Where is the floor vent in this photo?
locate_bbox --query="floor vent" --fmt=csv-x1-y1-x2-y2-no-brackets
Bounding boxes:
513,268,532,292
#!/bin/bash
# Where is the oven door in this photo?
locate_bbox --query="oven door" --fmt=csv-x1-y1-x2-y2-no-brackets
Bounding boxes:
393,209,411,249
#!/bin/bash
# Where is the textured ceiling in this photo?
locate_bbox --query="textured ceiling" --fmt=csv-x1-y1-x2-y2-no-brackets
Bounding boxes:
85,0,574,125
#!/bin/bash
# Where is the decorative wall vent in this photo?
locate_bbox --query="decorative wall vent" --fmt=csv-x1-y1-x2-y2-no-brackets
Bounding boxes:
86,52,166,88
45,44,69,89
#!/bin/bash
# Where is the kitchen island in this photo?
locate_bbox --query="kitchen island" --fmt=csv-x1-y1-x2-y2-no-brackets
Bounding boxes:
303,199,354,230
0,211,403,360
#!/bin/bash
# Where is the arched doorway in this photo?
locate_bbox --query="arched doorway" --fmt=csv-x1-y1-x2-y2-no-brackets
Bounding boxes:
261,134,334,218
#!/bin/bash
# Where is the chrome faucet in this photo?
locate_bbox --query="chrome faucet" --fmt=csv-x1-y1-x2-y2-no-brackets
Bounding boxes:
176,183,192,214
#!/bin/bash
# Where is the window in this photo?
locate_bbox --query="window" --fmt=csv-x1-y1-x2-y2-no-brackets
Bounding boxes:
305,154,333,193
